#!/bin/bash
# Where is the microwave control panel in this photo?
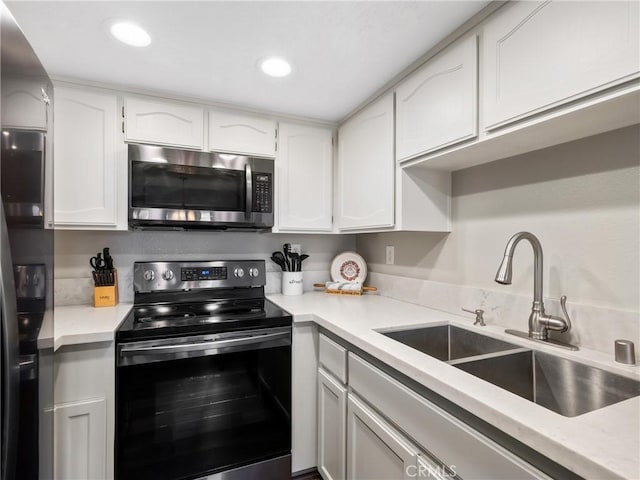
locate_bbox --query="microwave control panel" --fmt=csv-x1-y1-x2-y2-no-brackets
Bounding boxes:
252,173,272,213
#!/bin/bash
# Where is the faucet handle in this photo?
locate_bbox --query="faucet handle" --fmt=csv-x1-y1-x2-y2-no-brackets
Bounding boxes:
560,295,571,332
462,308,486,326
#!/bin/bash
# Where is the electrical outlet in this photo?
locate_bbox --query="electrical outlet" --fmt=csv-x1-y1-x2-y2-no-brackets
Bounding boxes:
291,244,301,254
385,246,394,265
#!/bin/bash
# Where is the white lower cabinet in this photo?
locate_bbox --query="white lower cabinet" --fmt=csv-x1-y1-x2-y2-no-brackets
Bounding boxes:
54,398,107,480
318,368,347,480
348,353,550,480
54,341,115,480
315,335,554,480
346,395,418,480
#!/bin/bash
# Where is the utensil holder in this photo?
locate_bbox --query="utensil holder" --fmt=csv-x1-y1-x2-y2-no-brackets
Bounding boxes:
94,269,119,307
282,271,303,296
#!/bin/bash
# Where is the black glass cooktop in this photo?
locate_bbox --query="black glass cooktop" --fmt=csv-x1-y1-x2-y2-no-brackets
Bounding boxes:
117,298,292,342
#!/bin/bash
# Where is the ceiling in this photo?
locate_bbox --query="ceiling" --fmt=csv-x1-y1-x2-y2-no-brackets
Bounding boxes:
6,1,490,122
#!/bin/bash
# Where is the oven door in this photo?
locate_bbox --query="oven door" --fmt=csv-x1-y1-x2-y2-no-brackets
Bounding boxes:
128,144,273,229
115,326,291,480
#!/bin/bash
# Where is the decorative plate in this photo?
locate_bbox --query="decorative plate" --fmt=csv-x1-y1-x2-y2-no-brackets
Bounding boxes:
330,251,367,283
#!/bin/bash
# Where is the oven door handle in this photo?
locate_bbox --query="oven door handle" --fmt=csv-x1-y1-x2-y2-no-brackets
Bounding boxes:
119,330,290,366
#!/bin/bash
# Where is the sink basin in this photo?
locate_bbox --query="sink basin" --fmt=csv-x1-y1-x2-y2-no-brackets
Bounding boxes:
455,350,640,417
380,323,640,416
381,324,520,361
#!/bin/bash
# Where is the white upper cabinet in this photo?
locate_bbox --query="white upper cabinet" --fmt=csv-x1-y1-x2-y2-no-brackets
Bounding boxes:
1,77,49,129
482,0,640,130
337,93,395,231
396,34,478,162
209,109,276,157
124,97,204,149
54,86,125,229
277,122,333,232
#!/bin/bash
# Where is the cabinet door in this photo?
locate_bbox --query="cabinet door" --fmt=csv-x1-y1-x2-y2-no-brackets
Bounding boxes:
318,368,347,480
54,87,121,228
1,77,48,129
124,97,204,149
346,395,418,480
348,353,550,480
209,109,276,157
54,398,107,480
396,34,477,162
483,0,640,130
277,122,333,231
337,93,394,231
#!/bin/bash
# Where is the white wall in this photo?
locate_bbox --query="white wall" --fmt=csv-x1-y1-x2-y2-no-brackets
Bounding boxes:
357,125,640,313
55,230,355,304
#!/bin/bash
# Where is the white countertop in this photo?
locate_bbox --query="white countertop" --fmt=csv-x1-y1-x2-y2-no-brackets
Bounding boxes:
48,293,640,478
267,292,640,480
48,303,133,351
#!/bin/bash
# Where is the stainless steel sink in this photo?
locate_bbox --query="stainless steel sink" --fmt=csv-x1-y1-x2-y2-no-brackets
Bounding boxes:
381,324,520,361
455,350,640,417
380,324,640,417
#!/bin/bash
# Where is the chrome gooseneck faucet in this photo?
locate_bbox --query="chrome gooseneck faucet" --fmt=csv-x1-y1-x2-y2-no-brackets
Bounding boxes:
495,232,578,351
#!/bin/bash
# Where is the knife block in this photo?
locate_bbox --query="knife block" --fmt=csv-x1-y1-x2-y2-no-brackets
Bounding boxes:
94,269,119,307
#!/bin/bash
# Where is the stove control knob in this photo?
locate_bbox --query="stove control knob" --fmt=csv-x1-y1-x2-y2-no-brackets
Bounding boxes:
143,270,155,281
162,270,174,281
249,267,259,278
234,267,245,278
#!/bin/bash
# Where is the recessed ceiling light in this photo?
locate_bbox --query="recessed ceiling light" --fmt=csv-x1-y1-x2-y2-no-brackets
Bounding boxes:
110,22,151,47
261,57,292,78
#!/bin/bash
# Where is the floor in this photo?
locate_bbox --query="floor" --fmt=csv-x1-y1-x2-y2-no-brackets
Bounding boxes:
292,469,321,480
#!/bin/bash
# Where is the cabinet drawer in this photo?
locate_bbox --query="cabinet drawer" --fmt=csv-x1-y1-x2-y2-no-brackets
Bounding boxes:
319,334,348,384
348,353,550,480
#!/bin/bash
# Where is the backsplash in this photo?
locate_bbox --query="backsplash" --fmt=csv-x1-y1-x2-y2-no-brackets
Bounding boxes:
55,230,354,305
357,126,640,359
369,272,639,360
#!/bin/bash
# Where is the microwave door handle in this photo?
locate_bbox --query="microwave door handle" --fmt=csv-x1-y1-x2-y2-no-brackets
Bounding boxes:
245,162,253,221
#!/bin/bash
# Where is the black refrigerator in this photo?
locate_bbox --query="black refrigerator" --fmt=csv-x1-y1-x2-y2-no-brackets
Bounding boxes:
0,3,54,480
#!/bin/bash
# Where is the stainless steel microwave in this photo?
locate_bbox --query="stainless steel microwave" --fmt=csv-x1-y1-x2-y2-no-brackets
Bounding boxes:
128,144,273,230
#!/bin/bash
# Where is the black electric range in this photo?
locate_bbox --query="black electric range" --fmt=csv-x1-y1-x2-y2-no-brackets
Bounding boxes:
115,260,292,480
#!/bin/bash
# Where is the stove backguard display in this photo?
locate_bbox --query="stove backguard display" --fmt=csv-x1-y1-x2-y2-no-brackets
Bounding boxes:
181,266,227,281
